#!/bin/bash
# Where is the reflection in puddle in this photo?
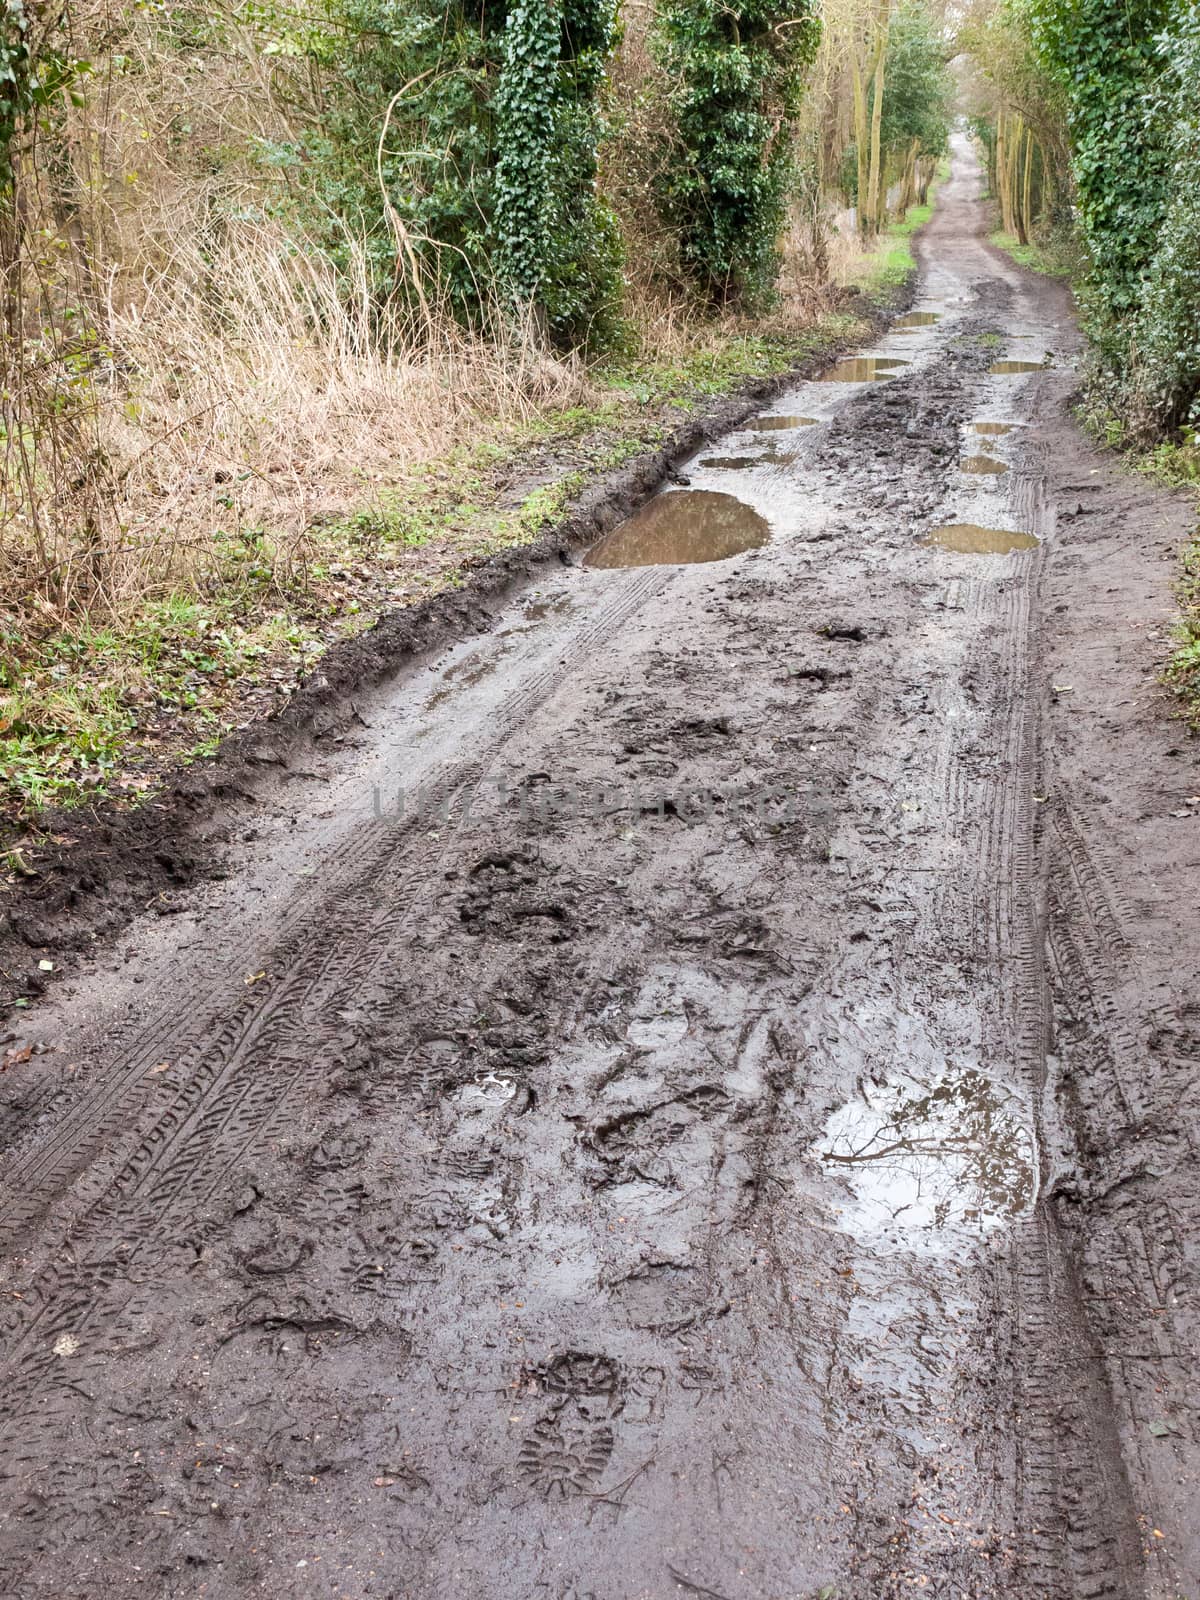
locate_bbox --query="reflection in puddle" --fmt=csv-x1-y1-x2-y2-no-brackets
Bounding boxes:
972,421,1016,436
745,415,818,431
959,454,1008,475
817,357,910,383
924,522,1039,554
894,311,941,327
989,359,1046,374
585,489,769,568
816,1067,1036,1249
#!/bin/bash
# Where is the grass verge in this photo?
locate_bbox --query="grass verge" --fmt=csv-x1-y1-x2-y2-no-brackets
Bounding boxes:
0,310,873,832
988,228,1078,280
1166,532,1200,728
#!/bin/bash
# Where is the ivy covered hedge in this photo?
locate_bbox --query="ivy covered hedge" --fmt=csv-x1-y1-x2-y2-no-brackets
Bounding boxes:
265,0,825,339
652,0,821,307
1025,0,1200,435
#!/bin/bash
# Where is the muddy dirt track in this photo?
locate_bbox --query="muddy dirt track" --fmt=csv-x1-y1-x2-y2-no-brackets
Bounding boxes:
3,137,1200,1600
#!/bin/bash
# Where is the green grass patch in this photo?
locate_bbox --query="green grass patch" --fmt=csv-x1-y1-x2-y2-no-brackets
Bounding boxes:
1166,532,1200,728
852,164,947,294
989,229,1078,281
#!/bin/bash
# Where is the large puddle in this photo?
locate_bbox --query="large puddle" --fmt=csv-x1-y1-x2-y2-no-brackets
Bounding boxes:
971,420,1016,436
894,311,941,328
924,522,1039,555
815,1066,1036,1251
744,415,817,432
585,489,769,569
816,357,910,383
959,453,1008,476
989,359,1046,374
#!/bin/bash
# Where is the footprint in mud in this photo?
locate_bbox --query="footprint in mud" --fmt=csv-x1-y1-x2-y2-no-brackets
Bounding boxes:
588,1088,731,1188
610,1261,712,1334
517,1351,623,1499
459,851,574,941
518,1406,615,1499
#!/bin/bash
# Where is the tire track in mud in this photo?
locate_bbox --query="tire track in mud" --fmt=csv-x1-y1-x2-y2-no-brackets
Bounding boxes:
0,569,673,1435
0,567,672,1252
0,138,1178,1599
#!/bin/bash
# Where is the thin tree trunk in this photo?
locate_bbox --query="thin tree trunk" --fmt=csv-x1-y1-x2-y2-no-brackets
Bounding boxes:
851,51,870,237
864,0,890,235
1019,127,1034,244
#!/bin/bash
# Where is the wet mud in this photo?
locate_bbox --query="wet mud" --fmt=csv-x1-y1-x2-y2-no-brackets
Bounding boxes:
1,134,1198,1600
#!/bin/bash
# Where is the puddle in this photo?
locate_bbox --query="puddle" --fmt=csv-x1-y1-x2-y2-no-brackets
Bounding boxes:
894,311,941,327
815,1066,1036,1250
699,453,775,471
627,1009,689,1048
989,359,1046,374
449,1073,518,1110
924,523,1039,554
744,415,818,432
523,595,574,623
816,357,910,383
959,454,1008,475
425,647,506,710
584,490,769,569
971,421,1015,436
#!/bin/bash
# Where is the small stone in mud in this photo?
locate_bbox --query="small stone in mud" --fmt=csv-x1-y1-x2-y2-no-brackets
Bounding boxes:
819,620,879,642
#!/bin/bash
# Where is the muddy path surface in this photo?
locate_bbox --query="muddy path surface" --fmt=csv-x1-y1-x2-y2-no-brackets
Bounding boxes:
3,136,1200,1600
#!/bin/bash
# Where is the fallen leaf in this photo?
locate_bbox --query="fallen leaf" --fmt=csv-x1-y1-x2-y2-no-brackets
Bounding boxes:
244,970,266,985
2,1045,33,1072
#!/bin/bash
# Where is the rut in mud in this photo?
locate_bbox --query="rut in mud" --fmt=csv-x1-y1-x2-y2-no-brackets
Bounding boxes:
2,136,1199,1600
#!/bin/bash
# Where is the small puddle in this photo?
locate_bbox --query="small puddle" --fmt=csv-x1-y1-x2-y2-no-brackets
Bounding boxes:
959,454,1008,476
584,490,769,569
815,1066,1036,1251
817,357,910,383
989,359,1046,374
744,415,818,432
449,1073,518,1110
971,421,1016,436
924,523,1039,554
700,453,775,471
894,311,941,328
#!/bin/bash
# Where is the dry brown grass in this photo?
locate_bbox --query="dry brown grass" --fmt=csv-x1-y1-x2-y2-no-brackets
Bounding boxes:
0,3,594,635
